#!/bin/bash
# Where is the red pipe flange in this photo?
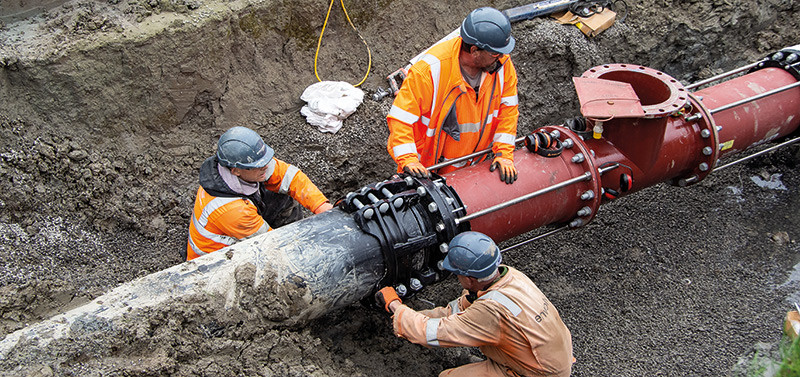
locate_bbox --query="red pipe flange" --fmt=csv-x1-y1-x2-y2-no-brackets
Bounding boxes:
668,92,720,186
539,125,603,229
580,64,690,119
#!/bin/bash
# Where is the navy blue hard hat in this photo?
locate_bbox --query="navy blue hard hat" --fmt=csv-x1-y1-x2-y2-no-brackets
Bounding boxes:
442,231,502,279
460,7,515,55
216,126,274,169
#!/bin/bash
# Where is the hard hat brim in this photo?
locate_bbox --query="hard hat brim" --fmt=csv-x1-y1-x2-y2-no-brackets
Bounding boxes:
234,146,274,169
485,35,515,55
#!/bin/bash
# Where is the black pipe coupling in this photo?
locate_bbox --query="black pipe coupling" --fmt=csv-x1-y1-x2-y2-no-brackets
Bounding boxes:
339,173,469,304
753,46,800,81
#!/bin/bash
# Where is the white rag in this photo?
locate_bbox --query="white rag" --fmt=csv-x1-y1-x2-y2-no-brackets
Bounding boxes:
300,81,364,134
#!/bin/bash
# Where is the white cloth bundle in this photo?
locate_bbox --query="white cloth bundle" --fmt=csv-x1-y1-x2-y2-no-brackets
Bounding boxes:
300,81,365,134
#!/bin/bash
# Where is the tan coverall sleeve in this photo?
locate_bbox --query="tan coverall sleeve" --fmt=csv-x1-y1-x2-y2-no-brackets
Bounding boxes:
392,301,503,348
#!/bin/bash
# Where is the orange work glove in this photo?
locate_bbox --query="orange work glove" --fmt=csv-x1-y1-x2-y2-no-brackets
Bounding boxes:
489,157,518,184
401,161,430,178
374,286,401,313
313,202,333,214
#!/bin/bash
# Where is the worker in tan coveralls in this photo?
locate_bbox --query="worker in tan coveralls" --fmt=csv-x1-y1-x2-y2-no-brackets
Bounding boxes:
375,231,574,376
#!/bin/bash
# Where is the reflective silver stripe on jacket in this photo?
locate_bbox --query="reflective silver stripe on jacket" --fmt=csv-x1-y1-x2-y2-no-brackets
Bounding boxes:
389,105,420,124
187,235,207,257
265,159,277,179
279,165,299,194
460,122,481,134
498,64,506,95
421,54,441,139
448,299,461,315
421,54,441,119
501,94,519,107
493,132,516,146
193,196,244,246
478,290,522,317
426,317,442,346
393,143,418,158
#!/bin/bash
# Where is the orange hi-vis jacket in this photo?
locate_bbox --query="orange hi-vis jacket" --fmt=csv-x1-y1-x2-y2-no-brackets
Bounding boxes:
187,157,328,260
387,37,519,174
392,266,573,377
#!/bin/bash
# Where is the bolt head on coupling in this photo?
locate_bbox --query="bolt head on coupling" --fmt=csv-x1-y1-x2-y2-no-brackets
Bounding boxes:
395,284,408,297
409,278,423,291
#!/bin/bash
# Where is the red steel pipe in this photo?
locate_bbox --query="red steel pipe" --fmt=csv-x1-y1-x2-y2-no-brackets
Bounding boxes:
445,62,800,243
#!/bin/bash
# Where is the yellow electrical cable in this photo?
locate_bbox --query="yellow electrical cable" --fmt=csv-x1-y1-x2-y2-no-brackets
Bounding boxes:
313,0,372,87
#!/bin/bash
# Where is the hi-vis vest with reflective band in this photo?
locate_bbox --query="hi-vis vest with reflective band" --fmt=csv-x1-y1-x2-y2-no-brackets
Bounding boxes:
387,37,519,174
186,158,328,260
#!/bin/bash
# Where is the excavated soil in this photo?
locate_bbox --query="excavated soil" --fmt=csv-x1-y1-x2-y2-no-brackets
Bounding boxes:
1,0,800,375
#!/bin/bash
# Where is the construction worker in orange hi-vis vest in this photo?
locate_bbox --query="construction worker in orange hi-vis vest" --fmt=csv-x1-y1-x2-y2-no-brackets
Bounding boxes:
386,7,520,184
186,126,333,260
376,231,574,377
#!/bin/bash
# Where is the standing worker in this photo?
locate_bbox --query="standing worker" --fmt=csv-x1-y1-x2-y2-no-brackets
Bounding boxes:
386,7,520,184
376,231,574,376
186,126,333,260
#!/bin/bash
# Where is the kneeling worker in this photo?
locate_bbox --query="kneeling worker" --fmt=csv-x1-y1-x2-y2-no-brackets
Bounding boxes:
187,126,333,260
376,231,574,376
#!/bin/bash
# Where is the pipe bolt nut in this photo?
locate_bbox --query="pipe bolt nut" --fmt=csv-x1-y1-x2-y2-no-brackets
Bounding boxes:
580,190,595,200
404,176,415,186
700,129,711,138
572,153,585,163
428,202,438,213
410,278,423,291
439,243,449,254
436,223,446,232
395,284,408,297
702,146,713,156
417,187,427,196
699,162,709,172
562,139,574,149
577,206,592,217
550,130,561,139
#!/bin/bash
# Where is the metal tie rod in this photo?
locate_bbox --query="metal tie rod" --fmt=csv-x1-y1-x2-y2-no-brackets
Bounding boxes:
709,81,800,115
426,136,526,171
685,60,765,90
500,225,569,253
455,163,617,224
713,136,800,172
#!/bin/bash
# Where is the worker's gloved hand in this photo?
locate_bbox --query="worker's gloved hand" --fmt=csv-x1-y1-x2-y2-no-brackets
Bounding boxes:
402,161,430,179
313,202,334,214
374,286,401,313
489,157,518,184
